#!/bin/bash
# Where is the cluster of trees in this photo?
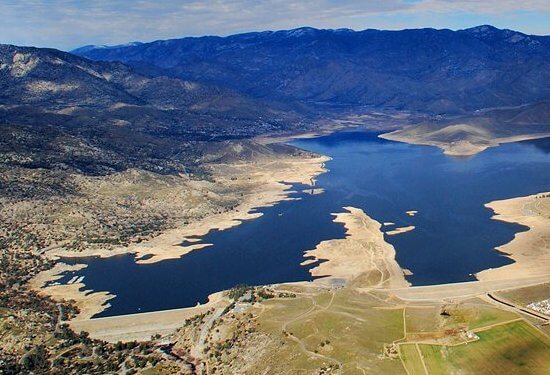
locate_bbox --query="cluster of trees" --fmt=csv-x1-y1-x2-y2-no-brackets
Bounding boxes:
227,284,253,301
1,323,162,374
20,345,49,372
203,312,259,372
227,285,297,303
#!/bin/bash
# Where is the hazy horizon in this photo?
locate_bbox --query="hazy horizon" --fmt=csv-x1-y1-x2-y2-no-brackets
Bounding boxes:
65,24,546,52
1,0,549,50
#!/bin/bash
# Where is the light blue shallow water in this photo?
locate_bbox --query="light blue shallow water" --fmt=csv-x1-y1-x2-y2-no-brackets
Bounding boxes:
61,131,550,317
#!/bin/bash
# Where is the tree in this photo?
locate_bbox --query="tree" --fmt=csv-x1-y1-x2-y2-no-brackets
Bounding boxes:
21,345,49,371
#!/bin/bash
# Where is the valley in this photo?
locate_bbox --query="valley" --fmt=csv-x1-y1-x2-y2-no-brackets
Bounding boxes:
1,23,549,375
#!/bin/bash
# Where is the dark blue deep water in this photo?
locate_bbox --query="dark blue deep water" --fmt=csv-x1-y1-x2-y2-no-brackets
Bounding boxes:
61,131,550,317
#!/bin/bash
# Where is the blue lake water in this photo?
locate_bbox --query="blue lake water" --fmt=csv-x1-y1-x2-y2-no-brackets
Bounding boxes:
61,131,550,317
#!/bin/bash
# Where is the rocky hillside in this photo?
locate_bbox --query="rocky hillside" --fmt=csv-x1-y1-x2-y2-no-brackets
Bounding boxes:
0,44,322,319
0,44,308,175
74,25,550,113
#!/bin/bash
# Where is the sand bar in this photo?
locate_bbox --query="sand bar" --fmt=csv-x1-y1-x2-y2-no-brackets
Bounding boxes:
302,188,325,195
380,127,550,156
386,225,415,236
302,206,410,289
476,192,550,281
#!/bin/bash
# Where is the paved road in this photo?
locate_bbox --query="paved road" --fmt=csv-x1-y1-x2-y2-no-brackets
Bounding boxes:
193,307,225,358
384,276,550,302
486,293,549,321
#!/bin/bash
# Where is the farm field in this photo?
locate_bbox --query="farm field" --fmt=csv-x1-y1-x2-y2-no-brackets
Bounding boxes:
413,321,549,374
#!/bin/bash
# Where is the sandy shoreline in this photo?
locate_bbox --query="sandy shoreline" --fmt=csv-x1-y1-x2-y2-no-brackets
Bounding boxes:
69,291,227,342
386,225,415,236
47,154,330,264
36,189,549,340
29,125,549,342
476,192,550,281
32,151,330,319
380,129,550,156
302,206,410,289
29,262,115,319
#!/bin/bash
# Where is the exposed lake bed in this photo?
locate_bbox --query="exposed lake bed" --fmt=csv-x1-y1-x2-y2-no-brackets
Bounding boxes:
36,130,550,318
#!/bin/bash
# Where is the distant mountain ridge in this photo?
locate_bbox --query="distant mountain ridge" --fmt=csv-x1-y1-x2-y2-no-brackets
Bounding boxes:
73,25,550,113
72,42,143,55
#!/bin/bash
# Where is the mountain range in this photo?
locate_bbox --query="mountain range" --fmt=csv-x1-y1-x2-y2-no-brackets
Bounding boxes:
74,25,550,114
2,23,550,375
1,25,549,177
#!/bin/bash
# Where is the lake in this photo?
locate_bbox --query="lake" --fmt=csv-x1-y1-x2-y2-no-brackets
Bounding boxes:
61,131,550,317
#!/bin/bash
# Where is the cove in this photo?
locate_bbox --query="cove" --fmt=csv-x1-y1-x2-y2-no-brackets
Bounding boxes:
61,131,550,317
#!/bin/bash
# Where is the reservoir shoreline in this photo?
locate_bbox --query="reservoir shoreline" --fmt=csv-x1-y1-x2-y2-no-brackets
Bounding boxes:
31,135,334,318
29,130,550,322
476,192,550,282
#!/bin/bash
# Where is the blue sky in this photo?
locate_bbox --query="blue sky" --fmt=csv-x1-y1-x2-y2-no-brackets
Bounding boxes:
1,0,549,50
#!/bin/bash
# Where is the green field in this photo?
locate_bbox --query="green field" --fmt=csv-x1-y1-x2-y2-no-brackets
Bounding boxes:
417,321,550,374
399,344,426,374
447,300,519,330
404,299,519,345
208,285,550,374
257,289,407,374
